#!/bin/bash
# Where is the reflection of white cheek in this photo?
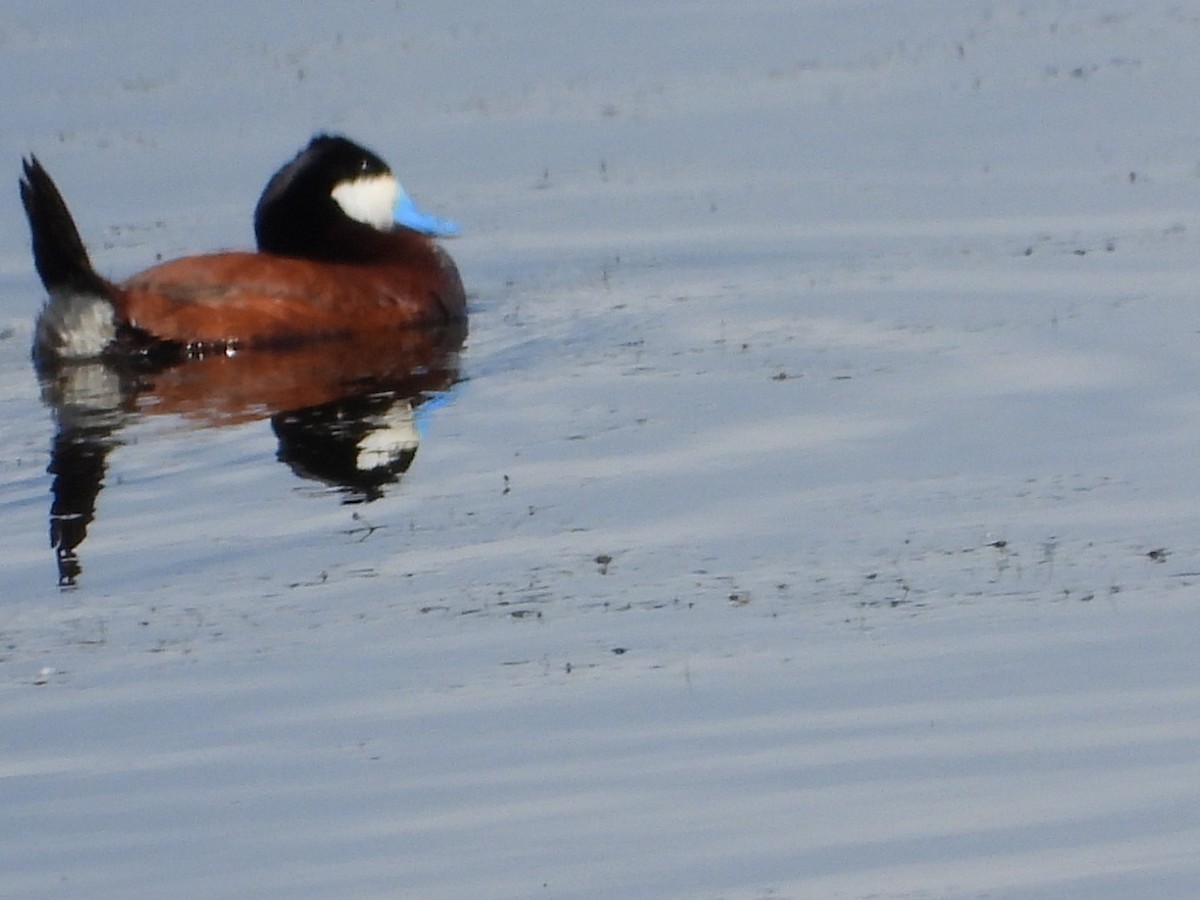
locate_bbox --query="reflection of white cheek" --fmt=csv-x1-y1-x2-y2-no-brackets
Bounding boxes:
331,174,400,230
356,402,419,472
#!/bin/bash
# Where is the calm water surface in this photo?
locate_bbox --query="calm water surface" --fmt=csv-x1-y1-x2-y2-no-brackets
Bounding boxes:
3,2,1200,898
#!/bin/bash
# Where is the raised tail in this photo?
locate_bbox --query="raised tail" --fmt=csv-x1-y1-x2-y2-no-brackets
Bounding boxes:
19,157,111,297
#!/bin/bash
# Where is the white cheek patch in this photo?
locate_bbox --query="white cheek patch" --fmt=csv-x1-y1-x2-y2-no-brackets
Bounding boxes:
331,173,400,231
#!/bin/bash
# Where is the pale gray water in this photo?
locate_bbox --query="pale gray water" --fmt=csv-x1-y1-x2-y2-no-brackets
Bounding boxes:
3,2,1200,897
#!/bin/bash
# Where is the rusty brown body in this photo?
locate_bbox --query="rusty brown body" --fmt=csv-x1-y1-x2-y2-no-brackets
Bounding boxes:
117,244,465,349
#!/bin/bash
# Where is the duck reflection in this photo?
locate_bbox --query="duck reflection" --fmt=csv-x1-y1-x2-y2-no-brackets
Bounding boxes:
39,322,464,587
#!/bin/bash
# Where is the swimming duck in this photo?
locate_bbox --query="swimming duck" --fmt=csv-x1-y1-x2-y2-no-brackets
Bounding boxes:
20,134,465,362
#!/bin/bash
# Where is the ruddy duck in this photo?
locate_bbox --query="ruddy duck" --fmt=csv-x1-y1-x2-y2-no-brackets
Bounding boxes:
20,135,465,362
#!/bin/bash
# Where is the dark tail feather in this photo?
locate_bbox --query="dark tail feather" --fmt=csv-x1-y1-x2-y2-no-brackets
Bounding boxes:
19,157,110,296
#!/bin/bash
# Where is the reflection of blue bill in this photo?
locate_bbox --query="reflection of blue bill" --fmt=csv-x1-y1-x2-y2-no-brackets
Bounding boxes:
394,188,460,236
414,391,453,437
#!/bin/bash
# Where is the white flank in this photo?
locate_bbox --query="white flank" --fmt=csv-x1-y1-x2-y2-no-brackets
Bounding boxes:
331,173,400,230
34,291,117,360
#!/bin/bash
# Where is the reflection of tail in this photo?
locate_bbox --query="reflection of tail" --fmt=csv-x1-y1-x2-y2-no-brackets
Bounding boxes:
19,158,119,360
49,426,112,587
47,410,125,588
19,158,110,296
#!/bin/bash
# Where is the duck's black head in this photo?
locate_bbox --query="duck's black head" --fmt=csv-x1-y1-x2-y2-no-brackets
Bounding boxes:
254,135,400,261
